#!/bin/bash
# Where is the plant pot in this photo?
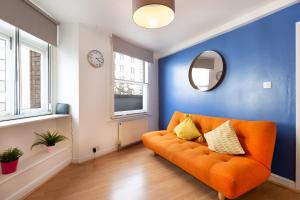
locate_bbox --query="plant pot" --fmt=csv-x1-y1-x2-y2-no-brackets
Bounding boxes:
47,145,55,153
1,159,19,175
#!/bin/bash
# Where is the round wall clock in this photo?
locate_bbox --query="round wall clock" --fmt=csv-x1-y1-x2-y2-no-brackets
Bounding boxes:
87,50,104,68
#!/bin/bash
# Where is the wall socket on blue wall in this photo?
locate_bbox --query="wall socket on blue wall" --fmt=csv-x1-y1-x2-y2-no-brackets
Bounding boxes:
263,81,272,89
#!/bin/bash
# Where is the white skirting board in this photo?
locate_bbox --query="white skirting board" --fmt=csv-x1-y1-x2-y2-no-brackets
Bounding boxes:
268,173,297,191
72,145,118,164
0,147,72,200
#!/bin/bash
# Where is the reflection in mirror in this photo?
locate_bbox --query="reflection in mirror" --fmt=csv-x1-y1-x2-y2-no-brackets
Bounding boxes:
189,51,225,91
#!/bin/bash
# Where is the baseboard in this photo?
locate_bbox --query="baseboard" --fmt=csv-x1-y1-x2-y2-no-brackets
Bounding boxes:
268,173,296,190
118,141,142,151
72,145,118,164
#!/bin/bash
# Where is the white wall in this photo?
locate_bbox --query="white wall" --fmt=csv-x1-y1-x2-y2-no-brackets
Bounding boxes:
78,24,118,161
77,24,159,162
57,23,159,163
55,23,80,159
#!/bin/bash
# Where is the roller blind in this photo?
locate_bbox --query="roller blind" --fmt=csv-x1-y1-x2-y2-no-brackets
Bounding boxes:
0,0,58,46
112,35,153,63
194,58,215,69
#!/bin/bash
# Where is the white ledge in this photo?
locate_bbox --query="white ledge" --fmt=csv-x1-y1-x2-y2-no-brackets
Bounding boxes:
0,146,71,185
0,114,71,129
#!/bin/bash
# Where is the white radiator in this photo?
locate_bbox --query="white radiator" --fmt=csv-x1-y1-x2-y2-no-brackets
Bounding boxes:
118,118,148,148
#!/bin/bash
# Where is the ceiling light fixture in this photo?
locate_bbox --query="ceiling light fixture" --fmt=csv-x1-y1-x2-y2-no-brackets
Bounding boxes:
133,0,175,29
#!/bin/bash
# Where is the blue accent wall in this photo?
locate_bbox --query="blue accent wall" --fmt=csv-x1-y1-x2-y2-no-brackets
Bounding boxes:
159,3,300,181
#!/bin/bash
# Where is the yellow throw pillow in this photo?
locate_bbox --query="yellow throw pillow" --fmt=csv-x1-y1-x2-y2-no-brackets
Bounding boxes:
204,120,245,155
174,115,204,141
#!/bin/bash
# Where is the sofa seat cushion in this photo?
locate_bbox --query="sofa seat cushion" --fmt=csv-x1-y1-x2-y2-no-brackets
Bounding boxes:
142,131,270,199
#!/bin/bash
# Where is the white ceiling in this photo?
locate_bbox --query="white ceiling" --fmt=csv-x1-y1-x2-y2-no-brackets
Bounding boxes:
32,0,297,57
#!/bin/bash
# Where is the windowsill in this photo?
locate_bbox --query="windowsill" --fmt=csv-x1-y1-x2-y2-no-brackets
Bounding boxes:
111,112,151,121
0,114,71,129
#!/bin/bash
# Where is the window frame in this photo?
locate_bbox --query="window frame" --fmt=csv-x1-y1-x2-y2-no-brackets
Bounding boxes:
0,32,14,117
112,52,149,117
0,22,52,122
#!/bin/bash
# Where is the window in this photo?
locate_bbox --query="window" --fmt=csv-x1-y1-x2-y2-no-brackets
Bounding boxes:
119,65,124,72
130,67,135,74
0,20,52,121
0,36,8,113
113,52,149,116
191,68,210,91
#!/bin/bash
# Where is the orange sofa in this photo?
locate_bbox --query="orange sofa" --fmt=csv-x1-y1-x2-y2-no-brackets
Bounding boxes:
142,112,276,200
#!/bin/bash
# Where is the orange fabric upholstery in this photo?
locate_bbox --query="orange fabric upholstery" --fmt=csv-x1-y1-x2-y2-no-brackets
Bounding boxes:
142,112,276,199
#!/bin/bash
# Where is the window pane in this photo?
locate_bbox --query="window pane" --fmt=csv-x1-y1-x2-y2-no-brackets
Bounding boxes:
114,82,143,112
0,103,5,112
20,29,49,114
0,59,5,70
0,89,5,101
0,81,5,92
192,68,210,91
0,47,5,59
114,52,144,83
0,70,5,80
0,20,14,117
21,46,42,109
0,39,5,48
0,39,6,59
113,51,149,114
145,62,149,84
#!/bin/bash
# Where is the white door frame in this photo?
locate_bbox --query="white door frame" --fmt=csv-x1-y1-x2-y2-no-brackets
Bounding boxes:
296,21,300,191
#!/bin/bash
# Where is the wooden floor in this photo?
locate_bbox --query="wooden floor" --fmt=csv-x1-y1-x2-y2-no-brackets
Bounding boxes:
26,144,300,200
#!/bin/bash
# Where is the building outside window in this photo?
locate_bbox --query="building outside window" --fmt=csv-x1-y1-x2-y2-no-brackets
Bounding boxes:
113,52,148,116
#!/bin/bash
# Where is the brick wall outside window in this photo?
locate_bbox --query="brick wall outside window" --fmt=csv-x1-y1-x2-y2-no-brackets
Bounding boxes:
30,51,41,108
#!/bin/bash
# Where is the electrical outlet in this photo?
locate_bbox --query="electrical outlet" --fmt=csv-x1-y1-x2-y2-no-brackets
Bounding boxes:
92,146,100,153
263,81,272,89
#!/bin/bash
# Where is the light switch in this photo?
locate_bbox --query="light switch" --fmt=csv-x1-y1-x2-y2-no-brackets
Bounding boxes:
263,81,272,89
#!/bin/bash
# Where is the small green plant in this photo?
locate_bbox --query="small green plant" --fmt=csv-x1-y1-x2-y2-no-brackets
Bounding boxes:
0,148,23,163
31,131,68,149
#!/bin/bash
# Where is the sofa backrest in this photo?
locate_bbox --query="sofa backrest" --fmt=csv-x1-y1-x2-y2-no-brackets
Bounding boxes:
167,111,276,170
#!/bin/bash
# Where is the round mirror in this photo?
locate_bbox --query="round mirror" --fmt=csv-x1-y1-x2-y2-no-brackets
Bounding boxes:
189,51,225,92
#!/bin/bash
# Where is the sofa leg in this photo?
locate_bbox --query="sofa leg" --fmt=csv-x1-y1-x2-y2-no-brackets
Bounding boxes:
153,152,158,156
218,192,225,200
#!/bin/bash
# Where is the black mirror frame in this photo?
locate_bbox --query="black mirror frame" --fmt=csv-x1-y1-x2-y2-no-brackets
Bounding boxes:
188,50,226,92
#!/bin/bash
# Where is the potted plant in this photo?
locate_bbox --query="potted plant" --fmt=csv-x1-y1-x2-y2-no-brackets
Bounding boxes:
0,148,23,175
31,131,68,153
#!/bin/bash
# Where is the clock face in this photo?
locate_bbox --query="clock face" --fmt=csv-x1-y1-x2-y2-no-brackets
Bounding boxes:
87,50,104,68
